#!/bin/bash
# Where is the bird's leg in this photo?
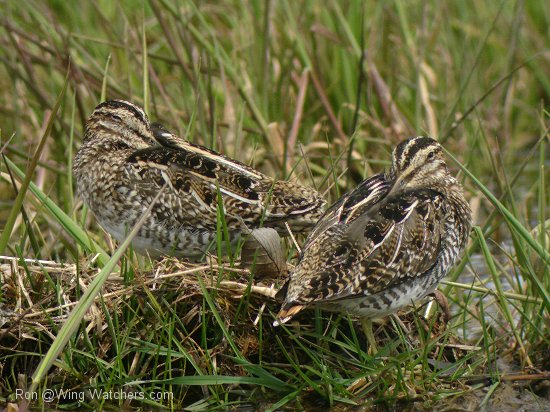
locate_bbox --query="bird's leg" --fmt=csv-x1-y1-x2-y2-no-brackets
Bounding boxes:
431,289,451,323
391,313,411,335
361,318,378,354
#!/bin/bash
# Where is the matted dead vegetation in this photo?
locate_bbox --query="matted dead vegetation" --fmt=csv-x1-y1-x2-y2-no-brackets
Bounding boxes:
1,254,505,408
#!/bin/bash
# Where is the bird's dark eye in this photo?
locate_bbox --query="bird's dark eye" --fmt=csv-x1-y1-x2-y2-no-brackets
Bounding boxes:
110,114,123,122
427,151,435,160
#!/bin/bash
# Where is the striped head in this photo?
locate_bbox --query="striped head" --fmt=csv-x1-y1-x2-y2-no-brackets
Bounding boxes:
85,100,156,149
389,136,449,188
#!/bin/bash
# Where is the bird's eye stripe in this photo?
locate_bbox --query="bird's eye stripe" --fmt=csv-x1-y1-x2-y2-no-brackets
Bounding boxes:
394,142,408,167
400,139,437,169
95,100,148,125
397,137,424,169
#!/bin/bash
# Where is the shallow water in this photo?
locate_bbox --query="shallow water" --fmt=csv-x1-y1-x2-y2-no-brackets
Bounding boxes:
449,250,524,342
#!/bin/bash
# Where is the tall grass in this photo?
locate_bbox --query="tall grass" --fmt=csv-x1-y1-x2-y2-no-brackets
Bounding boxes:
0,1,548,410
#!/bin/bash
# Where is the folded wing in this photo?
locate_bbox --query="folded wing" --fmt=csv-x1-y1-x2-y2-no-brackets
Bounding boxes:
279,182,444,314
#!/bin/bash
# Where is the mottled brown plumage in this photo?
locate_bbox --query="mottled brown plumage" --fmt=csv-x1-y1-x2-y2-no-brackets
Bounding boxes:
276,137,471,330
73,100,326,258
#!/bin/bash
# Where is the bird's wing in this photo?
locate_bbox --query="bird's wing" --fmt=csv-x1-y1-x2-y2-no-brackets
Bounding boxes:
283,188,444,306
303,174,391,249
124,142,323,230
150,122,267,184
335,189,444,298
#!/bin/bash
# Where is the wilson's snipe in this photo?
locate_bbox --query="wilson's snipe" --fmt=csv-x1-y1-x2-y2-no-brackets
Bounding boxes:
275,136,471,350
73,100,326,258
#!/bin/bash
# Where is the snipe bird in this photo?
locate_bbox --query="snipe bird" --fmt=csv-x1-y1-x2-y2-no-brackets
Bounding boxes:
275,136,471,350
73,100,326,258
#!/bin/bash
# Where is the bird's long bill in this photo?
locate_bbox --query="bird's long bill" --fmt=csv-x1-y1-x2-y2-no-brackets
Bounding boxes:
273,304,304,326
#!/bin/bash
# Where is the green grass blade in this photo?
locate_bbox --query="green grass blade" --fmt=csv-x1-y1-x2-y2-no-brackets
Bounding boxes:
473,226,532,365
100,54,111,102
445,149,550,266
196,276,290,392
143,375,278,387
3,156,111,266
28,186,168,393
0,70,69,255
142,14,149,116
